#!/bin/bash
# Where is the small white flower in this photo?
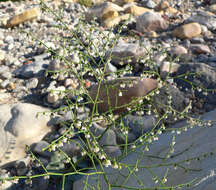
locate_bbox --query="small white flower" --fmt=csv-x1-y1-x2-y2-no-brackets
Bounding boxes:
99,153,106,160
120,83,126,88
103,160,111,167
118,91,123,96
147,110,151,115
93,146,100,153
162,178,167,183
112,163,119,169
145,146,149,151
81,150,86,156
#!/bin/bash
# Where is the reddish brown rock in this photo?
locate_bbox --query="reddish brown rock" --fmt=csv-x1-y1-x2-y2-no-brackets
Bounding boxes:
88,77,158,114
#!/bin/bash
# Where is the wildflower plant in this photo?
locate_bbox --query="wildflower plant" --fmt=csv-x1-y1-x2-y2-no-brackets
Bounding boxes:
0,1,216,190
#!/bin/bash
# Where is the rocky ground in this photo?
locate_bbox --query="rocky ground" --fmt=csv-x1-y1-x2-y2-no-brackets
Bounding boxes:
0,0,216,189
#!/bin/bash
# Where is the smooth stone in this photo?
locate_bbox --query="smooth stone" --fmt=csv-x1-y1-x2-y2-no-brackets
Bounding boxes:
31,176,49,190
164,7,178,15
0,50,5,61
145,0,157,9
31,141,53,158
4,35,14,43
187,11,216,30
136,11,168,33
170,45,188,56
13,61,48,79
210,0,216,4
47,93,59,104
155,0,170,11
209,4,216,13
160,61,180,78
106,41,146,66
105,62,117,73
114,0,134,6
174,62,216,108
152,84,189,124
172,22,202,39
91,122,121,158
125,4,153,16
0,103,53,166
88,77,158,114
25,78,39,89
190,44,211,54
85,2,124,22
73,109,216,190
3,8,40,28
14,156,31,176
0,79,10,89
59,139,82,158
103,13,131,28
122,115,156,137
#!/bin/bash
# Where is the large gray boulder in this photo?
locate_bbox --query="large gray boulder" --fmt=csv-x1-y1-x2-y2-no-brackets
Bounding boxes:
73,109,216,190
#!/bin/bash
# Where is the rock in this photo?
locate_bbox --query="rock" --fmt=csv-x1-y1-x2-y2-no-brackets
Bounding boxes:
190,44,211,54
170,45,188,56
0,50,5,61
47,86,66,104
105,62,117,73
64,78,79,89
155,0,170,11
209,4,216,13
172,22,202,39
210,0,216,4
15,156,31,176
136,11,168,33
13,61,49,79
160,61,180,78
25,78,39,89
91,122,121,157
152,84,189,124
164,7,178,15
85,2,124,22
0,66,10,79
187,11,216,30
31,176,49,190
31,141,53,158
103,13,131,27
0,103,53,166
125,4,153,16
114,0,134,6
73,109,216,190
3,8,40,28
145,0,157,9
59,139,82,158
106,41,146,66
174,62,216,111
122,115,156,138
88,77,158,114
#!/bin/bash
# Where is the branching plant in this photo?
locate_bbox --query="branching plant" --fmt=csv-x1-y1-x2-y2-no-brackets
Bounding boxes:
0,1,216,190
